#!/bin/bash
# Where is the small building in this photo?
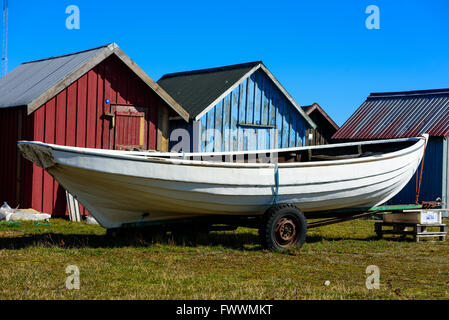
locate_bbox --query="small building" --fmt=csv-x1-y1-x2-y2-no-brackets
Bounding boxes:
301,102,339,146
157,61,317,152
0,43,188,216
333,88,449,213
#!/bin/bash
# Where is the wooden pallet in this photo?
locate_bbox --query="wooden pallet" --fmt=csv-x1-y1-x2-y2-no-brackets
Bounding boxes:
375,222,447,242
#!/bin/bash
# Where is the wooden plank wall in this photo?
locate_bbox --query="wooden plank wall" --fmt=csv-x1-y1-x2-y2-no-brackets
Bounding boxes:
0,107,20,208
199,69,311,152
305,109,338,146
0,55,164,216
305,128,328,146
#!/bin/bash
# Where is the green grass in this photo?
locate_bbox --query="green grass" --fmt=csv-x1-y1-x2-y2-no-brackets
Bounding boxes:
0,218,448,300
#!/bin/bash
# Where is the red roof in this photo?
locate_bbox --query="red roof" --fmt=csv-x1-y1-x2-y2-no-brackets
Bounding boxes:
333,88,449,139
302,103,339,131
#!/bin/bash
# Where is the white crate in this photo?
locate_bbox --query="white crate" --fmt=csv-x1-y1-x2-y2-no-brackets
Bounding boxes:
383,210,442,225
420,211,442,224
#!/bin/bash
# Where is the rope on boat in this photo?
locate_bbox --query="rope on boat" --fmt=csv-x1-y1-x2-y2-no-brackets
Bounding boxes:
415,141,427,204
273,163,279,204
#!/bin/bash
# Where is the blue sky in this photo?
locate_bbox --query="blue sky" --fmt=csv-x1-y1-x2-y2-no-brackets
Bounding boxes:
3,0,449,125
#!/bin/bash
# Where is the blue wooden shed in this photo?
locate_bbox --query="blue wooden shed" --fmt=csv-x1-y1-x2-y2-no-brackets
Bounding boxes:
333,88,449,215
157,61,317,152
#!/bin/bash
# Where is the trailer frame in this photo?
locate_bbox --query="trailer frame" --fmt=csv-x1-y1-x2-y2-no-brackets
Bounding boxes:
113,204,428,240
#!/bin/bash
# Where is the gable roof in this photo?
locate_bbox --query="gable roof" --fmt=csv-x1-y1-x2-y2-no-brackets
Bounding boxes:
0,43,189,121
158,61,259,119
333,88,449,139
157,61,316,128
302,102,339,131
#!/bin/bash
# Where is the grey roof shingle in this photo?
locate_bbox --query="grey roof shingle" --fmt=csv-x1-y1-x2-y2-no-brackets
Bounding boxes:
0,44,109,109
157,61,261,119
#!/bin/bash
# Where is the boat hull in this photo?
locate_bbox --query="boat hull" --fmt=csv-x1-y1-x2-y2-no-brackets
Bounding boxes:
18,137,427,228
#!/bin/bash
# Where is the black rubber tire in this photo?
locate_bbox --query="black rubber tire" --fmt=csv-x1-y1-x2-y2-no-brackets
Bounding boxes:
259,204,307,251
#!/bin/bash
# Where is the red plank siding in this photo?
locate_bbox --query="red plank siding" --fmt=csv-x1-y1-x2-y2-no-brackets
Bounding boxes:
104,58,113,149
116,60,127,105
55,91,67,146
66,81,78,147
96,65,104,149
86,69,97,148
149,92,158,150
2,55,165,217
5,109,15,205
43,98,56,214
31,107,45,211
20,108,34,209
0,108,18,207
54,91,68,215
76,74,88,148
0,110,7,203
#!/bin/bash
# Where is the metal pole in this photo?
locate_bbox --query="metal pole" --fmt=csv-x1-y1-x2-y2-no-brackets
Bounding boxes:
1,0,8,77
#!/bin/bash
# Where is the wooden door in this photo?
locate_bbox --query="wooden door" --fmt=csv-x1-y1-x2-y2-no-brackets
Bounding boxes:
111,105,147,150
241,126,276,151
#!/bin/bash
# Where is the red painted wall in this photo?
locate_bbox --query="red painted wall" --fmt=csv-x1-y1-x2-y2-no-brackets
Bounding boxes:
0,108,20,208
0,55,164,216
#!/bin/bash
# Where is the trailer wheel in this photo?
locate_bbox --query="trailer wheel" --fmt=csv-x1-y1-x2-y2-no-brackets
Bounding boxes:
259,204,307,250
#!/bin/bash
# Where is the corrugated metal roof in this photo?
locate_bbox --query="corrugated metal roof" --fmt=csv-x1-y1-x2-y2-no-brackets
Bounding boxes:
333,88,449,139
0,44,109,109
0,44,190,121
157,62,261,119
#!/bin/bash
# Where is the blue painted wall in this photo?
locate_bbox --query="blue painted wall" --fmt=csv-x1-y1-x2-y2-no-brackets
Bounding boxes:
387,137,445,207
196,69,312,152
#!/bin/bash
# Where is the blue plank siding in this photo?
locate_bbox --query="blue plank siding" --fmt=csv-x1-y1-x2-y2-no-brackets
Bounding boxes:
214,100,223,152
206,106,215,152
223,93,231,151
230,88,239,151
169,69,311,153
238,83,246,151
387,138,445,206
193,69,311,152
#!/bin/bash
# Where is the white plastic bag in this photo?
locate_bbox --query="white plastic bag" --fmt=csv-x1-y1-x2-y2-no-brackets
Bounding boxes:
7,210,51,221
0,202,50,221
85,215,99,225
0,202,14,221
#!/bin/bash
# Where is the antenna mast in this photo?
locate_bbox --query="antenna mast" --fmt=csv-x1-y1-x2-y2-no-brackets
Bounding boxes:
1,0,8,77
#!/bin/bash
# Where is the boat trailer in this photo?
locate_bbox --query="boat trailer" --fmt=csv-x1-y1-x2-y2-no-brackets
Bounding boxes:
110,203,443,251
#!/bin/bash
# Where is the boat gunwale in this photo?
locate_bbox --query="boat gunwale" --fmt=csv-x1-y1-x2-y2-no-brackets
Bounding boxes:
17,135,427,169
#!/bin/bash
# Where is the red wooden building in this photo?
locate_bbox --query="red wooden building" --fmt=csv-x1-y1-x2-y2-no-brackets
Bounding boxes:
0,43,189,216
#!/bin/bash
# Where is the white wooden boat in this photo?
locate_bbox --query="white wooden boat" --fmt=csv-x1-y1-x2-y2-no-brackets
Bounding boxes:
18,135,427,229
